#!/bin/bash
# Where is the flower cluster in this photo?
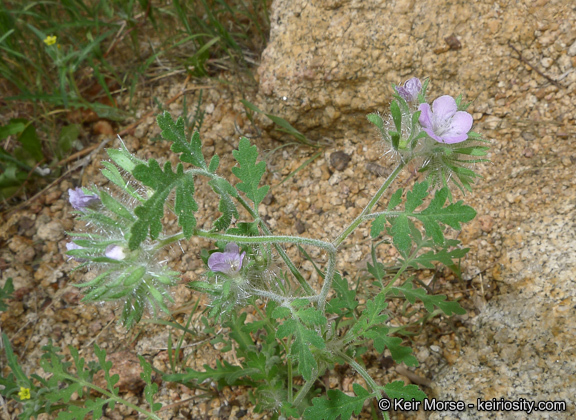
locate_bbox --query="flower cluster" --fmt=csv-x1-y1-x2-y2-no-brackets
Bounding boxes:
65,185,179,328
369,77,486,194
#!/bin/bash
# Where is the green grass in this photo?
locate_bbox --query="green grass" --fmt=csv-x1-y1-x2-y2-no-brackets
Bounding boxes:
0,0,270,209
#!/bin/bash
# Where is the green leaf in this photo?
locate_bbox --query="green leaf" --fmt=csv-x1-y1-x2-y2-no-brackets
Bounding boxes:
385,182,476,252
106,145,145,173
0,119,26,140
98,190,134,221
349,293,388,339
231,137,269,208
366,113,384,130
58,124,80,156
388,188,404,210
404,247,469,270
304,383,370,420
364,329,418,366
157,112,207,169
208,154,219,173
418,187,476,244
139,356,162,413
208,177,239,232
0,278,14,311
452,146,489,156
326,272,358,315
390,131,400,150
391,282,466,315
296,307,327,327
405,181,428,213
130,160,198,249
1,333,30,386
13,121,42,162
164,359,244,387
384,380,427,401
271,306,291,319
367,261,386,282
370,214,386,239
390,100,402,133
277,319,325,381
389,214,412,253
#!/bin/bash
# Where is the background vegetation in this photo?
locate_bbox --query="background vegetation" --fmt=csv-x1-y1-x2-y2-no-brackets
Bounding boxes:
0,0,270,210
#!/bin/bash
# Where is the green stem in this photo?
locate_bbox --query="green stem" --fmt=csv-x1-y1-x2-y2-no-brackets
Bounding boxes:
337,350,391,420
152,232,185,251
332,161,405,249
250,288,319,303
193,229,336,252
336,351,382,399
317,251,336,313
236,195,314,295
292,370,319,408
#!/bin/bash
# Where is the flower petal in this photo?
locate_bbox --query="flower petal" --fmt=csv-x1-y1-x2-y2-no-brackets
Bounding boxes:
418,103,433,128
431,95,458,123
225,242,239,254
449,111,473,135
422,126,444,143
105,244,125,260
441,133,469,144
404,78,422,98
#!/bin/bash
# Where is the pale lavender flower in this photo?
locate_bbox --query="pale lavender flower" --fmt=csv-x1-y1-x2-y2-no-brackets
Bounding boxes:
105,244,126,260
66,242,86,262
208,243,245,275
68,187,100,210
396,77,422,102
418,95,473,144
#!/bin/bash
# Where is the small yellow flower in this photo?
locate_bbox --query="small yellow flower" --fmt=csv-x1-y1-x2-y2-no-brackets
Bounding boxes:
43,35,57,46
18,387,31,400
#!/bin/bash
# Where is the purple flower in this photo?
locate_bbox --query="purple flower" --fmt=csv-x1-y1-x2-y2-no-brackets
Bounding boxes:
418,95,473,144
105,245,126,260
208,243,245,275
396,77,422,102
66,242,86,262
68,187,100,210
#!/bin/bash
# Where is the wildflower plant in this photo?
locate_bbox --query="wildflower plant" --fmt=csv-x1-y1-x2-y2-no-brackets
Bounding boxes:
1,79,490,419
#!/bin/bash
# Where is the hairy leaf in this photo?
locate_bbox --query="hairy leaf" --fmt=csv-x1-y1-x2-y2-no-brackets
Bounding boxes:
231,137,269,207
391,282,466,315
208,177,239,232
277,318,325,381
364,328,418,366
304,383,370,420
157,111,207,169
383,380,427,401
130,160,198,249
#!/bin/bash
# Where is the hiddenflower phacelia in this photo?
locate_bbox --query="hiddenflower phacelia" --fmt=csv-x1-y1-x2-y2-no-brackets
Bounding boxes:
418,95,473,144
396,77,422,103
208,243,245,276
68,187,100,210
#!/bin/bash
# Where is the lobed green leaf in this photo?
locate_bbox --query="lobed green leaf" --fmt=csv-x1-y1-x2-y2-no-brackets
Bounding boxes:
231,137,270,208
157,111,207,169
304,383,370,420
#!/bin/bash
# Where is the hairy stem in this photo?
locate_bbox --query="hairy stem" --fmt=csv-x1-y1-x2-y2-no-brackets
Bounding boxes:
332,161,405,249
235,195,315,295
193,229,336,253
